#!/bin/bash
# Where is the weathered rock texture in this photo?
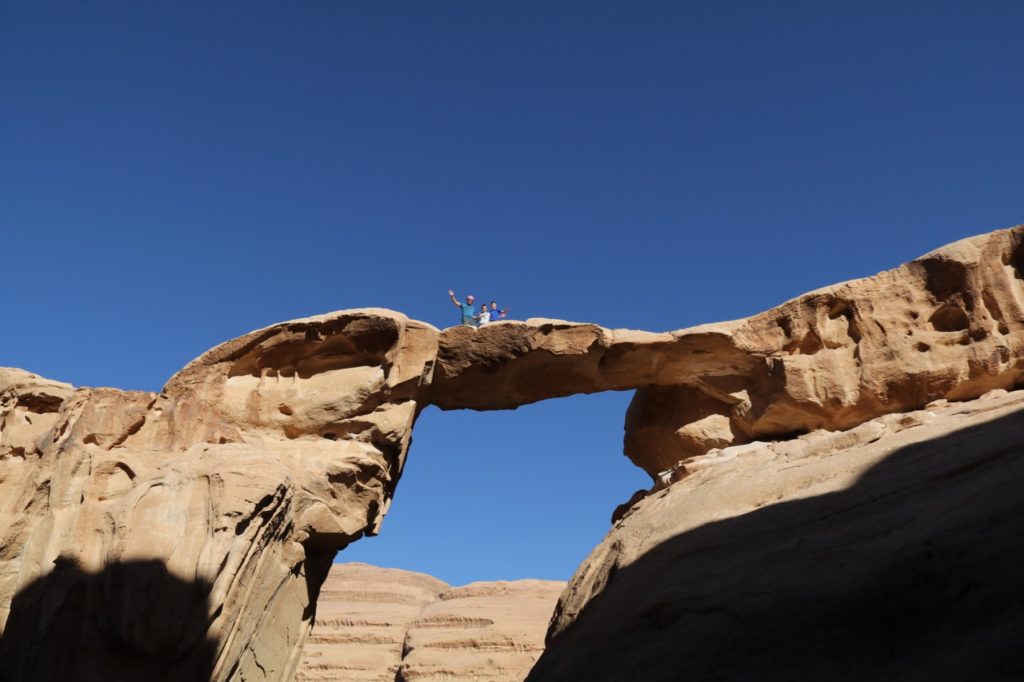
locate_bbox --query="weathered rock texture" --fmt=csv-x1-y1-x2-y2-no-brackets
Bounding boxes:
2,225,1024,681
528,388,1024,681
436,226,1024,478
0,311,438,682
296,563,446,681
296,563,563,682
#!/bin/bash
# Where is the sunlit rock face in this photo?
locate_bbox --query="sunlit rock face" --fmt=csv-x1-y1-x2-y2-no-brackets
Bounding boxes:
434,226,1024,478
296,563,563,682
2,225,1023,681
296,563,447,681
0,310,438,682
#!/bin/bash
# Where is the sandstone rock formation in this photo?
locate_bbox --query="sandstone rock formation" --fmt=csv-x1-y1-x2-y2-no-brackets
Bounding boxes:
399,579,564,681
296,563,563,682
2,224,1023,681
435,226,1024,479
296,563,446,681
0,311,438,681
528,388,1024,681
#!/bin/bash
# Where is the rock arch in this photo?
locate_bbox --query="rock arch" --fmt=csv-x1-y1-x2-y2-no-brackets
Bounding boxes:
1,225,1023,680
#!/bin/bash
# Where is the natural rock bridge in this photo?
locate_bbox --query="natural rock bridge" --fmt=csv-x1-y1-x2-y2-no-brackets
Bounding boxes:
1,226,1023,680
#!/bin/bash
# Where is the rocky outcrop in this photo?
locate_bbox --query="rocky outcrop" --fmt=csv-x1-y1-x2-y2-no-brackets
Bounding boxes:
296,563,563,682
528,388,1024,681
434,226,1024,477
431,320,748,412
3,225,1024,681
296,563,446,681
0,311,438,682
400,579,564,681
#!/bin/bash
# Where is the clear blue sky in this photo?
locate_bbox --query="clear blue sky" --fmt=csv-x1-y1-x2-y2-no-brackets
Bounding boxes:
2,1,1021,585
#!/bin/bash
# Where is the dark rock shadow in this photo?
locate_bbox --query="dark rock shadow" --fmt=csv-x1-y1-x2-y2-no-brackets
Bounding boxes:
528,408,1024,681
0,559,217,682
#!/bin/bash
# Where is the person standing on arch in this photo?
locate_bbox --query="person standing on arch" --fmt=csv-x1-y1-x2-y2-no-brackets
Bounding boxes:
488,300,508,321
448,290,477,327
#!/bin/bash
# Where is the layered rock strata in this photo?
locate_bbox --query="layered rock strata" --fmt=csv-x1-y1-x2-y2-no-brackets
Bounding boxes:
296,563,446,681
295,563,563,682
0,311,437,681
400,579,564,681
528,388,1024,680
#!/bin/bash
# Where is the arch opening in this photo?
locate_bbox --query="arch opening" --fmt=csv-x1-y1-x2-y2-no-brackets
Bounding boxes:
339,391,648,585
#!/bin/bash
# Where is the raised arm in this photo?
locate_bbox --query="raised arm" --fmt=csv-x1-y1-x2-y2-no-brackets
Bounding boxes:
448,289,461,308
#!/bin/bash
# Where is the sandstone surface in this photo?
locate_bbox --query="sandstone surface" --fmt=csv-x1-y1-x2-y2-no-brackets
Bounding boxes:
0,311,438,681
435,226,1024,478
296,563,446,681
399,579,564,681
529,388,1024,680
295,563,563,682
2,225,1023,681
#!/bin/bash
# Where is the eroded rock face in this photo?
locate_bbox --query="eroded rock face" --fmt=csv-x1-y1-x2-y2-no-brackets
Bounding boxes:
528,389,1024,681
433,226,1024,477
432,319,750,412
295,563,563,682
296,563,447,681
0,310,438,682
3,225,1024,681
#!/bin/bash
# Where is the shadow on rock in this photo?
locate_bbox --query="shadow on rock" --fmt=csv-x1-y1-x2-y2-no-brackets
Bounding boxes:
0,559,217,682
528,409,1024,681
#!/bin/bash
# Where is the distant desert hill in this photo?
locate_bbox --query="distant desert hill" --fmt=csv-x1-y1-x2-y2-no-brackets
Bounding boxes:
296,563,563,682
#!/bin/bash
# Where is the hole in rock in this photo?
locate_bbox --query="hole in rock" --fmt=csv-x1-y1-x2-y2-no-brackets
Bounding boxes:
783,331,823,356
776,317,793,338
928,304,970,333
338,392,649,585
826,299,861,343
1004,236,1024,279
920,257,968,302
15,393,64,414
226,330,395,380
915,342,930,352
981,290,1008,331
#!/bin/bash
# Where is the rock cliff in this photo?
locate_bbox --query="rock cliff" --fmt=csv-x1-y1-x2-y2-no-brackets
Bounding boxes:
1,225,1023,681
528,388,1024,680
0,311,437,681
295,563,446,681
296,563,563,681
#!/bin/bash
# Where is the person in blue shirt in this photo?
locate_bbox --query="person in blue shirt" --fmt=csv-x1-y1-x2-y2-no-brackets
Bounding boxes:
488,300,508,321
448,289,477,327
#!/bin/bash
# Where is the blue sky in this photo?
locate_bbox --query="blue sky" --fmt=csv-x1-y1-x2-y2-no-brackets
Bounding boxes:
2,1,1021,585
